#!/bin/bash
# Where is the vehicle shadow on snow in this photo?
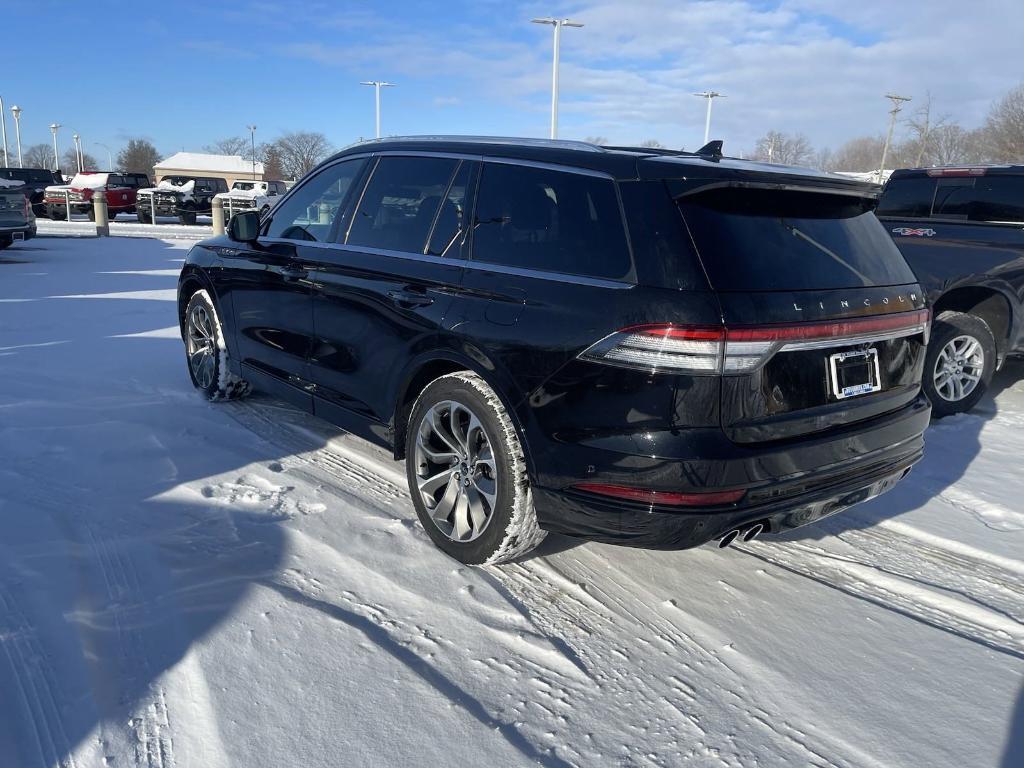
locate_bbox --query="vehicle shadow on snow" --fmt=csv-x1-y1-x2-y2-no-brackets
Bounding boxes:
0,236,295,765
1004,684,1024,768
782,357,1023,543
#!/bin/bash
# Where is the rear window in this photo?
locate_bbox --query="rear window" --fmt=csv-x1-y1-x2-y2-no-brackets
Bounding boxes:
932,176,1024,223
470,163,632,280
678,187,915,291
876,177,935,218
1,168,55,184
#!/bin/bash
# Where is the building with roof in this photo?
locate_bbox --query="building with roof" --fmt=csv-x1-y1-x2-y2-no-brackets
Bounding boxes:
153,152,265,186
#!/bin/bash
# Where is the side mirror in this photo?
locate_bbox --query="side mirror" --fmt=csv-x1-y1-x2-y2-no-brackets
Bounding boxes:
228,210,261,242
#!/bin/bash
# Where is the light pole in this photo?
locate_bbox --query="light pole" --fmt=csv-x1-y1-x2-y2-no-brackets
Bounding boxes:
73,133,82,172
531,17,584,140
879,93,912,182
95,142,113,170
694,91,725,145
360,81,395,139
50,123,61,173
11,105,22,167
0,95,7,167
247,124,257,180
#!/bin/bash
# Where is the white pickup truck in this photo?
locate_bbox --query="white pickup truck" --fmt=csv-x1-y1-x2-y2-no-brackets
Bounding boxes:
215,180,287,220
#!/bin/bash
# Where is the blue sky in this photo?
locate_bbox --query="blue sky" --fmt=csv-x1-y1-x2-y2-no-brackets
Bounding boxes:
4,0,1022,165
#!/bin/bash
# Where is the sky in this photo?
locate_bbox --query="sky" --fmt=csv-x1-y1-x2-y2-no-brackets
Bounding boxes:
3,0,1022,165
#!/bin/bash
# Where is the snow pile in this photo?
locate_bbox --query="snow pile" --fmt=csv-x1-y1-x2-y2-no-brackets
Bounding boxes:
0,177,23,189
157,179,195,194
0,237,1021,767
68,172,109,190
156,151,264,176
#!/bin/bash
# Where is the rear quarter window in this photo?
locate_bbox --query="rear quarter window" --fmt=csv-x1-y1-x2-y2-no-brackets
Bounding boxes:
933,176,1024,223
470,162,632,281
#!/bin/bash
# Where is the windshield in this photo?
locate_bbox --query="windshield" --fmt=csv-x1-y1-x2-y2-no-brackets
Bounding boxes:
162,176,192,186
678,187,916,291
233,182,256,191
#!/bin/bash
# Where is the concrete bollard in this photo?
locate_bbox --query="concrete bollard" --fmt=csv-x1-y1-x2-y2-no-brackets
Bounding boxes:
93,190,109,237
318,201,331,225
212,196,225,236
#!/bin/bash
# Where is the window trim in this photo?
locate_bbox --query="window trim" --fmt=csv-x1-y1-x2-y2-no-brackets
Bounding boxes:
260,156,369,241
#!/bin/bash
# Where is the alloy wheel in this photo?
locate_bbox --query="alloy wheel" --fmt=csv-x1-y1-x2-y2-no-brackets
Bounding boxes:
414,400,498,542
186,304,217,389
933,334,984,402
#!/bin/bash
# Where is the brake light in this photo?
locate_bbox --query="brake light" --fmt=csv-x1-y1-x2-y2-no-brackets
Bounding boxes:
572,483,746,507
580,309,930,375
925,168,987,177
24,196,30,218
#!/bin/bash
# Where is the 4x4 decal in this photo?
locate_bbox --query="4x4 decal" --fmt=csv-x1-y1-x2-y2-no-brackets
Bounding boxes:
892,226,936,237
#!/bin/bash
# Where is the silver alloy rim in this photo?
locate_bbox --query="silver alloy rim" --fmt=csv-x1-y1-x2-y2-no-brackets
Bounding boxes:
933,334,984,402
414,400,498,542
186,304,217,389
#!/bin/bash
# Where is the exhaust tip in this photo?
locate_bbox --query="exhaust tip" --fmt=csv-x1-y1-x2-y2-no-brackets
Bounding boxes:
718,529,741,548
742,522,765,543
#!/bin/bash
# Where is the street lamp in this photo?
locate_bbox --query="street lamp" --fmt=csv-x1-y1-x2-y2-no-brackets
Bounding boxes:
95,142,113,170
72,133,82,172
693,91,725,145
0,95,7,167
360,81,395,139
247,124,257,180
531,17,584,140
11,105,22,168
879,93,912,182
49,123,61,173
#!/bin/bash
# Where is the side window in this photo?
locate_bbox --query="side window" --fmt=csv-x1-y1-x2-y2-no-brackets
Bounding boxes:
265,158,366,242
427,161,473,256
471,162,632,280
217,179,228,193
347,156,459,253
877,177,935,218
970,177,1024,223
108,174,125,187
932,178,975,219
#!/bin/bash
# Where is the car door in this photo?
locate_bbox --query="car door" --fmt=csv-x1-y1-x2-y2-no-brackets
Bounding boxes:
213,158,368,411
306,154,473,437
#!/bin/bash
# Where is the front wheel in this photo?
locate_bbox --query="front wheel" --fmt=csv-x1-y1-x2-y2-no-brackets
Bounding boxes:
179,207,197,225
923,310,996,417
183,289,250,400
406,372,546,565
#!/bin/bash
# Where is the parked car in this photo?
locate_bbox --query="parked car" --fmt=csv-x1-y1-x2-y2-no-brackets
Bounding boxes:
0,177,36,249
177,136,931,565
0,167,64,217
136,176,228,225
215,179,287,220
43,172,151,220
877,166,1024,415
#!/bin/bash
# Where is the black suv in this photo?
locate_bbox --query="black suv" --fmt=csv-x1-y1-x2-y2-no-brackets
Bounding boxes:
177,137,931,564
877,166,1024,415
137,175,228,225
0,167,63,216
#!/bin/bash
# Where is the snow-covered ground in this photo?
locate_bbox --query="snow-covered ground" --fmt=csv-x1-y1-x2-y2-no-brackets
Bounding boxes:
1,234,1021,768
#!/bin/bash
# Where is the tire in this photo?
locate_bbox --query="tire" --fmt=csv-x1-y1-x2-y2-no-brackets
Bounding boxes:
406,371,546,565
137,209,151,224
923,310,996,417
183,289,250,401
49,208,64,221
87,206,95,221
108,210,117,221
179,208,197,226
0,236,11,250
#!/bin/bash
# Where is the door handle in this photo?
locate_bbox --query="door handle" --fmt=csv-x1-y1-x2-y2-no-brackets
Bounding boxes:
281,263,308,281
387,288,434,308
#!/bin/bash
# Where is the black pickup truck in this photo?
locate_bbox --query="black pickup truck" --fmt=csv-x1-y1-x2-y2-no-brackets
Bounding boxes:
1,167,64,217
877,166,1024,415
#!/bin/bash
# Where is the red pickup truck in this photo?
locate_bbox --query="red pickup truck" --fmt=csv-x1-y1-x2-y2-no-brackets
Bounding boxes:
43,172,151,220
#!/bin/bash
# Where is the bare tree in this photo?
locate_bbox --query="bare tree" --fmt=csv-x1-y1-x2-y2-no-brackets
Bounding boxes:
258,142,286,180
584,135,609,145
982,82,1024,162
273,131,330,179
204,137,249,156
640,139,664,148
750,130,815,166
813,146,835,172
831,136,889,172
62,149,98,173
118,139,162,177
904,92,951,166
23,144,53,169
928,124,987,166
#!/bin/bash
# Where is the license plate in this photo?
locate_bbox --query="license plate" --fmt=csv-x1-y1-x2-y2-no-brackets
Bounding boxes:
828,348,881,399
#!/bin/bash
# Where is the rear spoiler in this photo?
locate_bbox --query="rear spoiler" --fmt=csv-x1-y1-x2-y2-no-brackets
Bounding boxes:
670,178,881,201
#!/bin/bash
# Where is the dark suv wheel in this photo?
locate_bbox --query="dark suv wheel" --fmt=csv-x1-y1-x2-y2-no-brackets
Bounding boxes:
183,290,250,400
923,311,996,417
406,372,546,565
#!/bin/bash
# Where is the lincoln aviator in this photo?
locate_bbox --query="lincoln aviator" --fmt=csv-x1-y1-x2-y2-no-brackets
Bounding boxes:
177,136,931,565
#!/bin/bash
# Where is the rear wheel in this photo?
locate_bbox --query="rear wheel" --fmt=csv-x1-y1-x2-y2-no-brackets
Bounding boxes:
137,209,151,224
87,206,95,221
406,372,545,565
923,311,996,417
0,236,11,250
183,289,250,400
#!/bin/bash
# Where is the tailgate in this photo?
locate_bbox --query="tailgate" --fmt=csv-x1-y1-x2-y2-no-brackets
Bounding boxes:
0,191,27,227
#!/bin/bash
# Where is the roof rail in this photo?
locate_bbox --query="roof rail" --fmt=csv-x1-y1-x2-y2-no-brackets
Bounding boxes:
369,135,606,152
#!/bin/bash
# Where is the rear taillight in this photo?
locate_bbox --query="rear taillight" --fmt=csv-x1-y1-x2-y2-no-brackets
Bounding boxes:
572,483,746,507
580,309,930,375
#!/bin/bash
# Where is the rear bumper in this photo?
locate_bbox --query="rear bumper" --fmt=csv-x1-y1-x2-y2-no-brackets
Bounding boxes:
0,223,35,241
532,394,930,547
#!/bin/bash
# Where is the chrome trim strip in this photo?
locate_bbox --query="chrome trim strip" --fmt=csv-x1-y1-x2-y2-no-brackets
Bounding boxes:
780,324,927,352
461,260,632,289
